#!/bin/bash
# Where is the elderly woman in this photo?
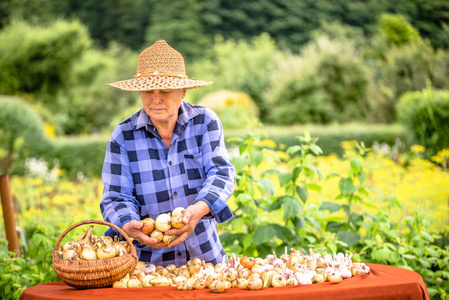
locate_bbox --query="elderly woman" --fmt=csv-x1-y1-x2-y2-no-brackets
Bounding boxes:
100,40,235,266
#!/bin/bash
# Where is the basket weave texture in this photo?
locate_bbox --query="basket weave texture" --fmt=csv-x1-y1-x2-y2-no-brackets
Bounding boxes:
52,219,138,289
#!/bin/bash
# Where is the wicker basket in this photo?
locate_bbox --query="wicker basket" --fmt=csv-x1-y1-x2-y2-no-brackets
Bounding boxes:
52,219,138,289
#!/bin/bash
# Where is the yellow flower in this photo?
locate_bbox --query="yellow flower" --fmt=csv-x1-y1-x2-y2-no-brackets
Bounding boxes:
258,139,277,149
43,122,56,138
410,144,425,153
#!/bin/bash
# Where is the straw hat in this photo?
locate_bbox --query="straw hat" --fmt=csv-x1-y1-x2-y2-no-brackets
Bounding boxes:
108,40,212,91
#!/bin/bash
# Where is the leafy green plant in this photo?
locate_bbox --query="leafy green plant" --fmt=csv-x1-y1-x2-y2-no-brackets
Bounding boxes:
397,85,449,156
319,141,379,248
222,129,329,257
0,223,59,300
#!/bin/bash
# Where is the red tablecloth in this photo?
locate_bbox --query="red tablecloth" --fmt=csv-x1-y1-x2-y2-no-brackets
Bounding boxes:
20,263,429,300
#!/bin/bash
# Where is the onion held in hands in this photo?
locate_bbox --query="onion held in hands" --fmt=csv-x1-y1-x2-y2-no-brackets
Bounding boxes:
141,218,155,234
155,213,172,232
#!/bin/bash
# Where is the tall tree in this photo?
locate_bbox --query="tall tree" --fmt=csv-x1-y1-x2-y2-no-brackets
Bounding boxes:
145,0,208,63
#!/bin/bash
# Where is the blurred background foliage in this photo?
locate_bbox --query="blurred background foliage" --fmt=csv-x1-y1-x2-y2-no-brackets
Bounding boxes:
1,1,449,298
0,0,448,174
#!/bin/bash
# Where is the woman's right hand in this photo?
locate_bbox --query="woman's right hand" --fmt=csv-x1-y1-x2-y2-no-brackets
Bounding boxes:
122,220,168,249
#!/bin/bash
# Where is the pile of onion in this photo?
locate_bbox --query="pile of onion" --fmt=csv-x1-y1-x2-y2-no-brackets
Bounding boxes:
140,207,184,244
57,225,130,262
113,248,370,293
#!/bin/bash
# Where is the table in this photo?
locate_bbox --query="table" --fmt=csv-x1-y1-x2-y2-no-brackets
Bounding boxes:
20,263,429,300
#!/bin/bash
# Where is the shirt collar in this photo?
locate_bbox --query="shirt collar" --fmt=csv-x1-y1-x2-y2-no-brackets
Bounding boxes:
134,100,200,133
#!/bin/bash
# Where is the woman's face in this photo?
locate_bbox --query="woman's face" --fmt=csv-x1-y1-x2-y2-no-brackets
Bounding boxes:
140,88,186,125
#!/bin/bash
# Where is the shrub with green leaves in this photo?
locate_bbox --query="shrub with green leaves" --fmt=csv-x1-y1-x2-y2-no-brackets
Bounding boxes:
266,36,371,125
0,19,90,101
0,96,50,174
397,85,449,156
189,33,285,120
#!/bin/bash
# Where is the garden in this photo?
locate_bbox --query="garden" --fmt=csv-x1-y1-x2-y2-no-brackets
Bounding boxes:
1,1,449,299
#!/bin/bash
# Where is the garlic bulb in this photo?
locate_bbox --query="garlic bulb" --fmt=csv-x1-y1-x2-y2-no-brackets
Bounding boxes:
155,213,172,232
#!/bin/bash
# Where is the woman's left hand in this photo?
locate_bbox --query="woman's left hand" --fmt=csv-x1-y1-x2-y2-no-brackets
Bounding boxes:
165,200,210,247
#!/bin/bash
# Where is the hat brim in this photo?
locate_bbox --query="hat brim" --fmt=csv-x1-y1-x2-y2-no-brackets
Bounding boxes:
107,76,212,91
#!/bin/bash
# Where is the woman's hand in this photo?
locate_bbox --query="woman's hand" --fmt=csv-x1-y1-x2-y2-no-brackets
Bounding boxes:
165,201,210,247
122,220,168,249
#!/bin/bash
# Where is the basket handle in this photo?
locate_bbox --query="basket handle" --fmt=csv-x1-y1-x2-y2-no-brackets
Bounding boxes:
53,219,138,261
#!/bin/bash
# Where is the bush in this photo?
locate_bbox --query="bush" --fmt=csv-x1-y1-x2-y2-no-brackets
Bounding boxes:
189,33,285,120
0,19,90,100
397,85,449,156
226,124,406,156
0,96,51,174
47,135,109,179
56,43,138,135
267,36,371,125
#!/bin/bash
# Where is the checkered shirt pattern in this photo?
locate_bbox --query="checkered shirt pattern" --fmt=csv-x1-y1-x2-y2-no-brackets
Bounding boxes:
100,101,235,267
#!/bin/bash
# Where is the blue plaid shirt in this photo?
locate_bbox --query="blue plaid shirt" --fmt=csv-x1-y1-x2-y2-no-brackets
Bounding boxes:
100,101,235,267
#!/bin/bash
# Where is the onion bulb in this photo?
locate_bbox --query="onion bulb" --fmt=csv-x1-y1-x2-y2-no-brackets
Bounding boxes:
172,207,185,216
80,246,97,260
150,229,164,242
155,214,172,232
171,214,184,229
141,218,155,234
248,276,263,290
97,244,117,259
162,234,176,244
209,279,226,293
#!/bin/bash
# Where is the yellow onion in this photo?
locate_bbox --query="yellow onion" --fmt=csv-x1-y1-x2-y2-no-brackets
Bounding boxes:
114,243,128,256
286,277,298,286
127,277,142,288
235,278,249,289
209,279,226,293
162,234,176,244
113,281,127,288
150,229,164,242
173,275,187,286
80,246,97,260
170,214,184,229
263,271,275,287
271,274,286,287
97,244,117,259
62,249,79,260
312,273,325,284
62,241,79,252
194,277,208,290
140,275,154,287
150,276,170,286
155,213,172,232
248,276,263,290
141,218,155,235
224,268,238,282
172,207,185,216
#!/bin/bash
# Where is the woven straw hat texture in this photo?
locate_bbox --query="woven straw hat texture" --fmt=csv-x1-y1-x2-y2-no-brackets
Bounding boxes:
108,40,212,91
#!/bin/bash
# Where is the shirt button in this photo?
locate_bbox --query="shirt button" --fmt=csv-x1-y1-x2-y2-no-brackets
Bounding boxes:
173,191,178,197
168,161,172,166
